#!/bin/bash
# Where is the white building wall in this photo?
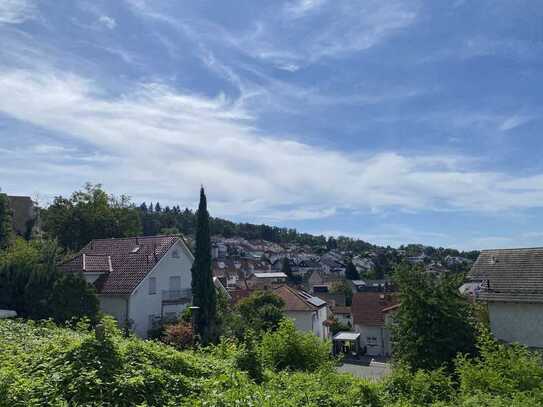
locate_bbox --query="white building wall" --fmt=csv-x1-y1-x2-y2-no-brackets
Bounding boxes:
488,302,543,348
287,311,314,333
128,241,193,338
98,296,127,325
287,307,329,339
315,306,329,339
355,325,386,356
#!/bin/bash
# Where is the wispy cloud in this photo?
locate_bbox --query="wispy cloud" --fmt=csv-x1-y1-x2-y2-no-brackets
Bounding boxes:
129,0,420,69
283,0,327,19
499,114,533,132
0,0,37,24
98,15,116,30
2,67,543,221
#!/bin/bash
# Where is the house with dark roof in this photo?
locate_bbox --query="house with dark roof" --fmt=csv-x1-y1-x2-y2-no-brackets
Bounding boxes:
273,285,330,339
468,248,543,348
351,292,399,357
60,235,193,338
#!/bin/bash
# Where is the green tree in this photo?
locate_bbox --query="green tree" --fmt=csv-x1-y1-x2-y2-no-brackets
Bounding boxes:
0,238,98,322
237,291,285,334
392,263,477,371
0,192,13,250
42,183,142,251
345,260,359,280
191,187,217,345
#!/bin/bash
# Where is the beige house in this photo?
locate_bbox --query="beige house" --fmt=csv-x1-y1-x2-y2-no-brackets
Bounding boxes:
468,248,543,348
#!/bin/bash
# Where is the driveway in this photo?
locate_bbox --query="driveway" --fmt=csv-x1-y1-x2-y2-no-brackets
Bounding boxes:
337,358,391,380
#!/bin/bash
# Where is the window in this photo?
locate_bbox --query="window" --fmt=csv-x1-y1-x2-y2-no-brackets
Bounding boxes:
148,277,156,295
172,249,180,258
367,336,378,346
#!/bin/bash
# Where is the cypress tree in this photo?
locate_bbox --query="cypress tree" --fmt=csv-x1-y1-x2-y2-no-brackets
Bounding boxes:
345,260,360,280
191,187,217,344
0,193,13,250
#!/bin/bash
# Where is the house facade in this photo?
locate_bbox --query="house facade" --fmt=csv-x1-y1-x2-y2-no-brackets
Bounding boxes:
273,285,330,339
468,248,543,348
60,235,193,338
351,292,399,357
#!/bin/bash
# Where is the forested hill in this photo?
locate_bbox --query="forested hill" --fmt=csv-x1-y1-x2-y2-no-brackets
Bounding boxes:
39,184,478,263
137,201,479,262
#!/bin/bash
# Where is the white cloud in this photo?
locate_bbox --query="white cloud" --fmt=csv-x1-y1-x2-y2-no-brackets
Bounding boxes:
284,0,326,18
2,67,543,220
0,0,36,24
499,114,532,132
129,0,419,68
98,15,116,30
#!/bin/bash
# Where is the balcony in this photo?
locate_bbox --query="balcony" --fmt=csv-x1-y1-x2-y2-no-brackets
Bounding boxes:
162,289,192,303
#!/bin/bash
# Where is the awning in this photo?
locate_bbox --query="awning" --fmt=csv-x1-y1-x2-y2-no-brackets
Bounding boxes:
333,332,360,341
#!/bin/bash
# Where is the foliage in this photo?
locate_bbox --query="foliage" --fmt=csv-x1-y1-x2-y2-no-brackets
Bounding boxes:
162,322,193,350
191,187,218,345
42,183,142,251
345,260,360,280
331,279,353,306
0,238,99,323
0,318,380,407
236,290,285,336
330,319,351,335
260,319,332,372
455,326,543,398
3,318,543,406
382,366,455,406
0,193,13,250
392,263,477,371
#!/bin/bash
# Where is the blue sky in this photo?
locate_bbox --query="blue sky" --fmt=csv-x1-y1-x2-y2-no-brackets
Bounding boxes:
1,0,543,250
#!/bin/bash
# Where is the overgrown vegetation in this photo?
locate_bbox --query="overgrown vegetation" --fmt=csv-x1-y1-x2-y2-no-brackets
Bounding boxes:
2,318,543,406
392,263,478,371
0,318,375,406
0,238,99,323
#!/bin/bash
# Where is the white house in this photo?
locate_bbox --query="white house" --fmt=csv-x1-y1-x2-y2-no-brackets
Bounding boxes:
351,292,399,357
468,247,543,348
60,235,193,338
273,285,330,339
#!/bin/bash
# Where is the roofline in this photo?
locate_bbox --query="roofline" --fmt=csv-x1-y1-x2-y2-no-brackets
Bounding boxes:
84,234,186,243
129,239,191,297
479,246,543,252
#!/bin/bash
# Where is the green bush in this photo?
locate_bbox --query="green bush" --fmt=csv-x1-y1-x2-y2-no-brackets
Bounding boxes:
260,318,332,372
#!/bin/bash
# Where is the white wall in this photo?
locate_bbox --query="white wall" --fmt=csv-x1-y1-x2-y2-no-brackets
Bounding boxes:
488,302,543,348
355,325,386,356
98,296,127,325
287,311,314,333
128,241,193,337
287,307,329,339
315,306,329,339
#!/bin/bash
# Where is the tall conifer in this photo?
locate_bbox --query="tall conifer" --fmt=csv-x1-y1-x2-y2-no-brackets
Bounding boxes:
191,187,217,344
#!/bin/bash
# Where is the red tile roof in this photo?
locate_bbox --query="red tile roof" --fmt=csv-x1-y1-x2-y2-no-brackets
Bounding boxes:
273,285,326,312
60,235,184,296
351,292,399,327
